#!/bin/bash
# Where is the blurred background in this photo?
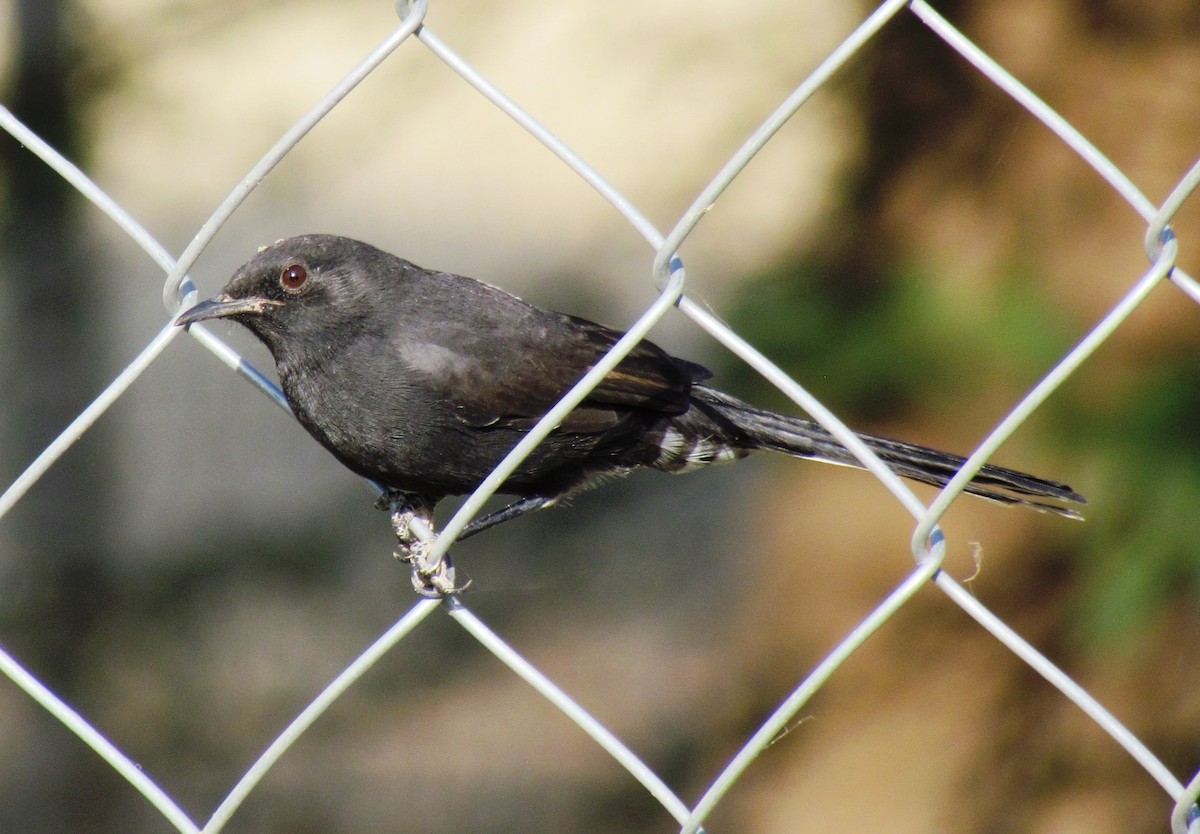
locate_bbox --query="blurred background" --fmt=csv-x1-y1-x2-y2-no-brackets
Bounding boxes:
2,0,1200,831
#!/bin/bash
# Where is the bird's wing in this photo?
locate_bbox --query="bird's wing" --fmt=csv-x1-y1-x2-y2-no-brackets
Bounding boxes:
396,301,708,433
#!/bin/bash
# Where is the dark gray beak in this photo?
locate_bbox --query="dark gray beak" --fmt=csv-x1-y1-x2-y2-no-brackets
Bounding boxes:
175,294,282,327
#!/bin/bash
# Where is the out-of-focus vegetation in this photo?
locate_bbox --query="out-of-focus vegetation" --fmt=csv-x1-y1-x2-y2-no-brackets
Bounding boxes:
722,257,1075,419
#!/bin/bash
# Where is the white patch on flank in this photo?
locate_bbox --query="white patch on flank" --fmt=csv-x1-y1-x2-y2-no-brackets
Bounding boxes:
656,428,740,472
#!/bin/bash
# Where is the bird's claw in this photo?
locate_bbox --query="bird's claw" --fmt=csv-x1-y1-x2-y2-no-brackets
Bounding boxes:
383,490,467,597
393,537,467,597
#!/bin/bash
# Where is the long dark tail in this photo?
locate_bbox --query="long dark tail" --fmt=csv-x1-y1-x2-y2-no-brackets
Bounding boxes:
664,386,1085,518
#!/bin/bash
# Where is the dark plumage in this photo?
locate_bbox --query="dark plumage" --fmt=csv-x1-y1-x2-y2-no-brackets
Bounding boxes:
177,234,1084,591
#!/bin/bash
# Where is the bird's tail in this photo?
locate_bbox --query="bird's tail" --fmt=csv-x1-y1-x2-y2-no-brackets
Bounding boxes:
662,386,1085,518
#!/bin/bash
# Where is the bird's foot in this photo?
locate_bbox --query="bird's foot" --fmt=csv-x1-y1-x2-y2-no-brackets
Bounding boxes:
381,491,467,598
395,538,467,598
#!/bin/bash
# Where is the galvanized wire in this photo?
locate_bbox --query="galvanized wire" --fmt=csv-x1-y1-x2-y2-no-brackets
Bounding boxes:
1,1,1198,831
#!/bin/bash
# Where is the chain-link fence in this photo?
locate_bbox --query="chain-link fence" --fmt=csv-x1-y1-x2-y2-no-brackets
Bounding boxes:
2,0,1199,831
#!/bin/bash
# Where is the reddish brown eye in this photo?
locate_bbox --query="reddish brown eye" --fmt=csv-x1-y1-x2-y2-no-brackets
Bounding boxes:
280,264,308,291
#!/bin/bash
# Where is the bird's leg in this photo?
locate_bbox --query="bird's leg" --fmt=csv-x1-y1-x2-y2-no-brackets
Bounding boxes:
376,491,554,595
379,490,462,598
456,495,555,541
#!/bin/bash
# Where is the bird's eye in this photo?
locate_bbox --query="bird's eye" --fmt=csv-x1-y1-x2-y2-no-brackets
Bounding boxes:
280,264,308,291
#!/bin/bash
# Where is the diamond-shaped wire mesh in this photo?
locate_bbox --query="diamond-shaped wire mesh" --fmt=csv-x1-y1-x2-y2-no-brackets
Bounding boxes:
2,1,1199,831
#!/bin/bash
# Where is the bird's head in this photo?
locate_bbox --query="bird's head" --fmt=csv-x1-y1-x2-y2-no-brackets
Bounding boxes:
175,234,399,355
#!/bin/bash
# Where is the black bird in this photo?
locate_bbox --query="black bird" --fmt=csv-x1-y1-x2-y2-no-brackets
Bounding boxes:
177,234,1084,593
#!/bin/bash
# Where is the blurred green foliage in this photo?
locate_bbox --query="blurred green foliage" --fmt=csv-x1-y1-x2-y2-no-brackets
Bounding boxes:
1070,363,1200,647
718,256,1074,420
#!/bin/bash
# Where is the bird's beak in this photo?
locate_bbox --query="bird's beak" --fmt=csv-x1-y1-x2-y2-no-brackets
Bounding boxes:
175,294,283,327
